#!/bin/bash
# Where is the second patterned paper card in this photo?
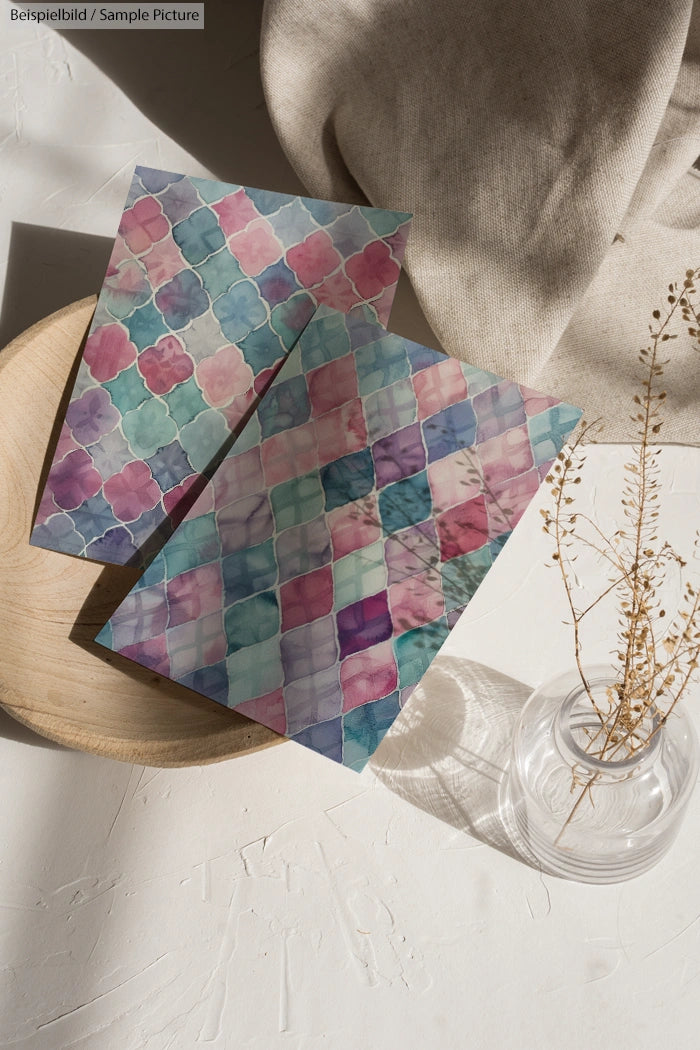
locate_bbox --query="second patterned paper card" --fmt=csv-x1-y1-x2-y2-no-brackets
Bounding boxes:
96,305,581,769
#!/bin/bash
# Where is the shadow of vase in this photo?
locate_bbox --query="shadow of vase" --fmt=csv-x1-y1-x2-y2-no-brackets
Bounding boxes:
370,657,536,864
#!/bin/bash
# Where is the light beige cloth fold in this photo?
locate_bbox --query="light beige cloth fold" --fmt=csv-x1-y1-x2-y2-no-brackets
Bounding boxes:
261,0,700,441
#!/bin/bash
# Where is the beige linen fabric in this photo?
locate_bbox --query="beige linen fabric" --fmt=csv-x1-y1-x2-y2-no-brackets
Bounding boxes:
261,0,700,441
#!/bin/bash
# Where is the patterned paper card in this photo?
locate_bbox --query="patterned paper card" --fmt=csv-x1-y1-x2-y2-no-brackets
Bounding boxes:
31,166,411,568
96,305,581,770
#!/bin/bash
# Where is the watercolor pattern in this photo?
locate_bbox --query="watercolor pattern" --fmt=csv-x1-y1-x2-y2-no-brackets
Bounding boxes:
96,306,581,770
31,167,412,567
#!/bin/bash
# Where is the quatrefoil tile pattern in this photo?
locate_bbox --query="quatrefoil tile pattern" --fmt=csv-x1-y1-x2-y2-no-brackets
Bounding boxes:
97,306,581,770
31,167,412,568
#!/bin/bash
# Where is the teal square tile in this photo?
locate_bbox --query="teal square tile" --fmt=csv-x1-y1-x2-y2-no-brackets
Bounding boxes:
104,364,150,414
195,249,245,300
226,637,284,705
270,471,324,532
394,617,450,689
163,512,220,577
333,540,387,610
225,591,280,654
126,302,169,351
172,206,226,265
355,334,410,395
163,376,209,427
440,545,492,611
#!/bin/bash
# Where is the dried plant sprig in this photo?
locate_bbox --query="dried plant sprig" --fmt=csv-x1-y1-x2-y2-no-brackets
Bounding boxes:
543,267,700,780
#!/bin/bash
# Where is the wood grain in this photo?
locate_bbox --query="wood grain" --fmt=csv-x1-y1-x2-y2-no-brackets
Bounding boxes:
0,298,282,766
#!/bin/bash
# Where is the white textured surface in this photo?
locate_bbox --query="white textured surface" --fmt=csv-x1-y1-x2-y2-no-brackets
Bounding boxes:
2,446,700,1049
2,12,700,1049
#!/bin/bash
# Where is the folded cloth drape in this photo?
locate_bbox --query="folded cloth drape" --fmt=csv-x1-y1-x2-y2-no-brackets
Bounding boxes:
261,0,700,442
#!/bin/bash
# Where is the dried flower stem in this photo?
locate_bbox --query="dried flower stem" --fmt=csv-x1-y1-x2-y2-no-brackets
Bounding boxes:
542,267,700,839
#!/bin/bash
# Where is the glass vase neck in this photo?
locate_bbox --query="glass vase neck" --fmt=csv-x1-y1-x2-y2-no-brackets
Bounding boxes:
554,670,661,778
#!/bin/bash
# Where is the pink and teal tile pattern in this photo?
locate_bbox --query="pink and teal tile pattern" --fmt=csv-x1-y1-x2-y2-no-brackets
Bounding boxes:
31,167,412,568
96,306,581,770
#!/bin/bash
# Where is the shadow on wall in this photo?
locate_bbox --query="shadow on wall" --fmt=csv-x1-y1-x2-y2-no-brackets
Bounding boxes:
0,2,305,349
56,0,440,350
56,0,305,194
0,225,112,349
3,0,439,351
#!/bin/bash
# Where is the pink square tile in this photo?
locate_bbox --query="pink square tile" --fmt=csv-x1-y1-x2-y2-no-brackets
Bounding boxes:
141,238,187,289
312,270,360,312
435,495,489,560
477,425,534,485
220,388,258,431
212,189,260,237
120,197,169,254
261,420,318,486
521,387,561,417
316,400,367,466
166,562,224,627
195,345,254,408
345,241,400,300
388,570,445,632
307,355,359,417
228,218,283,277
104,460,160,522
138,336,193,395
427,449,483,513
120,636,170,676
340,640,398,712
280,565,334,631
166,611,227,676
384,521,439,584
236,689,287,735
327,495,381,559
286,230,341,287
485,468,540,535
165,472,214,524
212,446,264,508
83,324,137,383
413,357,469,420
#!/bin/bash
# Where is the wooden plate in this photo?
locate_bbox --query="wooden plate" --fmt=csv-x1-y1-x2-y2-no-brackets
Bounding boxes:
0,298,281,766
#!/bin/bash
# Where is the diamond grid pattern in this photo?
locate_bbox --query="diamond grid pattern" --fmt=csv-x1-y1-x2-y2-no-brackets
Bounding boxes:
31,166,412,568
96,306,582,771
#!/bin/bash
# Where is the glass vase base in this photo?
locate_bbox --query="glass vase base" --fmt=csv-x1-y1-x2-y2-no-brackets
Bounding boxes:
500,667,699,885
500,767,684,884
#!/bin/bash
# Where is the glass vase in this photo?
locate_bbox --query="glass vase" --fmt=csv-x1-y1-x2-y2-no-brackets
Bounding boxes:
504,666,699,883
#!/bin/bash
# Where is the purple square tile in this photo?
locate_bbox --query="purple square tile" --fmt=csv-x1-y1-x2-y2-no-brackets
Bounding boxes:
281,614,338,683
275,515,332,584
473,380,526,442
218,492,274,556
384,520,440,585
336,592,393,660
284,665,343,735
372,422,426,487
291,716,343,763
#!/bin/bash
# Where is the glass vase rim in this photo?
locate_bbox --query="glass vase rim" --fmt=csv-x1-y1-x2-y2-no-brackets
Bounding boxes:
556,666,662,774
